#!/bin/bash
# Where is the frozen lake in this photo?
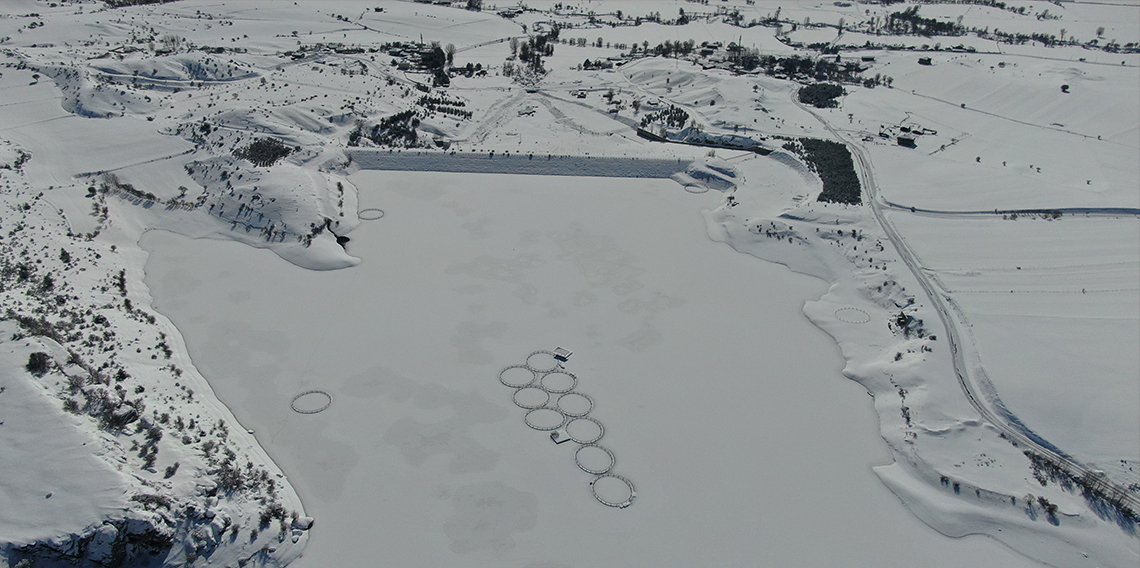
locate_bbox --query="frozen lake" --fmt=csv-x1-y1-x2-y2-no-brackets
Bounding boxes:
141,171,1037,567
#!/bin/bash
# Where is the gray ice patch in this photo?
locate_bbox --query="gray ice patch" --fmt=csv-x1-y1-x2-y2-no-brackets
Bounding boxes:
443,481,538,555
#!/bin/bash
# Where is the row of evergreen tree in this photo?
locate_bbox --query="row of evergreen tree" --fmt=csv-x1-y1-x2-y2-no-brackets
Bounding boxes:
783,139,862,205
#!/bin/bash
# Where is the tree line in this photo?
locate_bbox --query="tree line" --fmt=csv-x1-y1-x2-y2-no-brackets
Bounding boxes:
783,138,862,204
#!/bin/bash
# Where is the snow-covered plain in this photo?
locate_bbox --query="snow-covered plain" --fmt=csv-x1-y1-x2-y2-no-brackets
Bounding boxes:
1,1,1137,567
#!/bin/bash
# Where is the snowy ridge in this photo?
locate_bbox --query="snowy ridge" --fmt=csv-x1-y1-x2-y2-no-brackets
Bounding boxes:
0,140,311,567
90,54,259,86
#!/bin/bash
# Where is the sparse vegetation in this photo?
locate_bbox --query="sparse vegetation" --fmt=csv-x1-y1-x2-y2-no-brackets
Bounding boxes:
1025,450,1138,530
130,492,173,510
640,105,690,129
101,173,157,203
517,32,557,74
105,0,179,7
25,352,52,377
234,138,295,167
885,6,965,37
417,95,472,120
350,110,421,148
798,83,846,109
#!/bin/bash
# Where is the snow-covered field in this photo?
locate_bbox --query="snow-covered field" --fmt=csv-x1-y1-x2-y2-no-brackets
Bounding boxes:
887,213,1140,488
1,1,1137,567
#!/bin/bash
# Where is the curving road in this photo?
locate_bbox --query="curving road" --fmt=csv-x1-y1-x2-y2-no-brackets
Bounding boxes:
792,88,1140,513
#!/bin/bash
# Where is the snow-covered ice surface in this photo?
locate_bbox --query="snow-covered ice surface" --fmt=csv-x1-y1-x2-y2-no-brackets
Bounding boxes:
1,1,1137,567
141,171,1039,568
